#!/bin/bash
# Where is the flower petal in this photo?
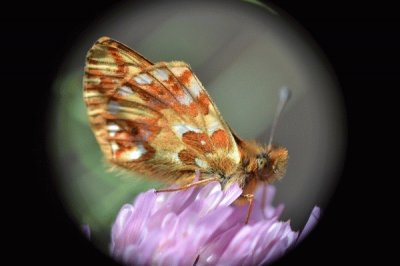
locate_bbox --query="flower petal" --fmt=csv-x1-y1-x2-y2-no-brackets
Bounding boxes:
110,182,314,266
297,206,321,244
219,183,243,207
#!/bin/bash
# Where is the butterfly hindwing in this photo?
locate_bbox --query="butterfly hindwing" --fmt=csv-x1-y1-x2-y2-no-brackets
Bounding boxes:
83,37,241,184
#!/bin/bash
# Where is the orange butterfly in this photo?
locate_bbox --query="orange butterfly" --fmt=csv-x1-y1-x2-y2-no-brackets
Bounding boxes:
83,37,289,223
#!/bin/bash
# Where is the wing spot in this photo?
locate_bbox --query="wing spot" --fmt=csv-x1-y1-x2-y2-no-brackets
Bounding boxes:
197,92,211,115
207,121,222,135
178,69,192,85
117,85,134,96
170,66,187,77
108,100,120,114
170,153,181,163
173,124,202,136
125,143,147,160
107,122,120,137
178,150,196,165
152,69,169,81
111,142,119,152
177,94,193,106
107,123,120,132
182,131,213,153
84,89,102,98
211,129,230,149
134,73,153,84
195,158,209,168
188,79,202,97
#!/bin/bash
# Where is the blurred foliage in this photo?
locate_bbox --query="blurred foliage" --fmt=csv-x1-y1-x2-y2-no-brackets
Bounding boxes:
52,71,162,251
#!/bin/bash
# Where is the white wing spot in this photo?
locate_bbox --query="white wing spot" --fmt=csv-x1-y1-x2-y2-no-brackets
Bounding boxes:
195,158,209,168
170,66,187,77
107,123,120,132
153,69,169,81
200,140,206,145
177,93,193,106
126,143,147,160
134,73,153,84
108,101,120,114
117,86,134,96
84,90,102,98
173,124,202,136
111,142,119,152
188,79,202,97
170,153,180,163
107,123,120,137
207,121,221,135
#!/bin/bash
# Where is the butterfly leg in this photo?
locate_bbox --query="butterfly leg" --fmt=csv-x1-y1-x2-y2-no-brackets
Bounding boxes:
155,177,219,193
240,193,254,224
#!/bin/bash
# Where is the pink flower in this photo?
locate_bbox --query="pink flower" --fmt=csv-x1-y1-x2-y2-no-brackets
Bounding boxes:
110,179,320,266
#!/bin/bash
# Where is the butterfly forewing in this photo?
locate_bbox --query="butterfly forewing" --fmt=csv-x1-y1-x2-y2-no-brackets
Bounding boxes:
83,37,240,184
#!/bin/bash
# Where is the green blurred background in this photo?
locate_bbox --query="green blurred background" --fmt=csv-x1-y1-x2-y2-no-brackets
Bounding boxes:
50,0,345,253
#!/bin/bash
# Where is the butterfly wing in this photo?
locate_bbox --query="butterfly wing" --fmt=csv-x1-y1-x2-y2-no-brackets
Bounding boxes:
83,37,241,184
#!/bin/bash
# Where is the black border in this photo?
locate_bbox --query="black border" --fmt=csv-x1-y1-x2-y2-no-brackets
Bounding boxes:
4,0,396,264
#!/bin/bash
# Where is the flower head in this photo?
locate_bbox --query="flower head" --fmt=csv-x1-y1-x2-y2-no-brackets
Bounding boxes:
110,179,319,266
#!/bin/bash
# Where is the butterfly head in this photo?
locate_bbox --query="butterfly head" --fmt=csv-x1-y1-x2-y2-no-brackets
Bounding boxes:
240,141,288,184
257,146,288,183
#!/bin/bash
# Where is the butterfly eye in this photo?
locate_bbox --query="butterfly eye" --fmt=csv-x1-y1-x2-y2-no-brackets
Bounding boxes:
257,157,267,169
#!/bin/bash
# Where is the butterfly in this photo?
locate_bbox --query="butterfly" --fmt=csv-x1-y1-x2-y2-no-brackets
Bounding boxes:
83,37,289,223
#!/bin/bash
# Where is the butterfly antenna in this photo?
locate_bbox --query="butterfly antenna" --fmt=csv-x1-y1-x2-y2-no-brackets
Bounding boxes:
267,87,291,151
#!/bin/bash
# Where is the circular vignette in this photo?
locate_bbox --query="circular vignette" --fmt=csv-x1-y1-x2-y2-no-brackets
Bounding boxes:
48,0,346,263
